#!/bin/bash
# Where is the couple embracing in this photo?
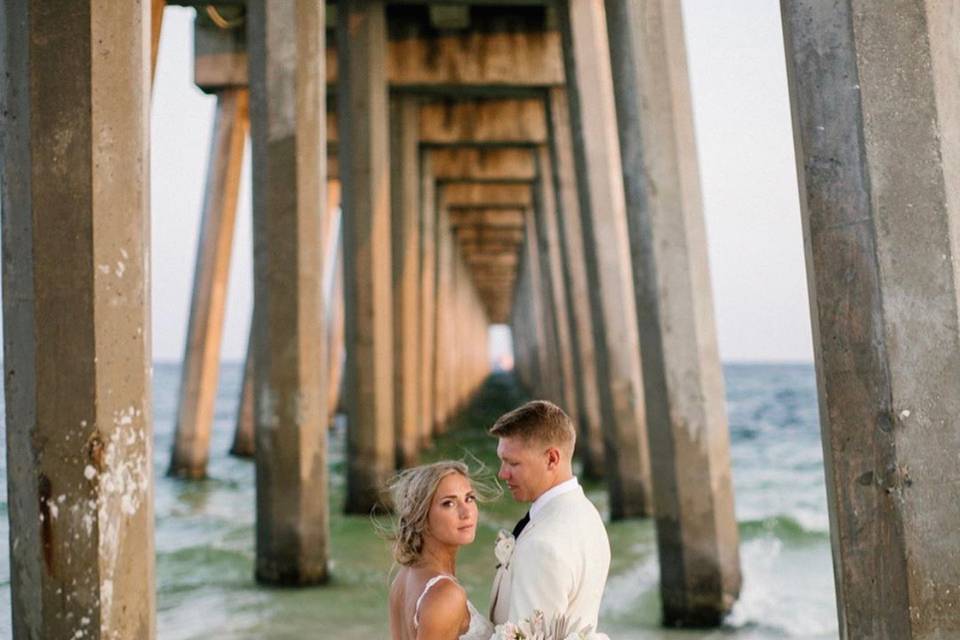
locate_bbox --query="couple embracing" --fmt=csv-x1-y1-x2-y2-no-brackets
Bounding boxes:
387,400,611,640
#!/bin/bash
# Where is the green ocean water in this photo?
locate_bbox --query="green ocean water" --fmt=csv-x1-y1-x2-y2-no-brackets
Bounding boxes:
0,363,838,638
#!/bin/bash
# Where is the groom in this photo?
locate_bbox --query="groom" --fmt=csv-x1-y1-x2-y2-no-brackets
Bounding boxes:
488,400,610,630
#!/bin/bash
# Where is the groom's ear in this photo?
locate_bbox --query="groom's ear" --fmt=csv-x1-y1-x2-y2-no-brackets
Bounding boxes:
545,446,561,469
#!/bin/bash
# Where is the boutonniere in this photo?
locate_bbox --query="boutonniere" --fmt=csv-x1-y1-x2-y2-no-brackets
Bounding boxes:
494,528,515,568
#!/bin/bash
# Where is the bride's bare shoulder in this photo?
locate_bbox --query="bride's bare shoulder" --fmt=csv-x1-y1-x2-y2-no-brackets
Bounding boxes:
416,578,468,636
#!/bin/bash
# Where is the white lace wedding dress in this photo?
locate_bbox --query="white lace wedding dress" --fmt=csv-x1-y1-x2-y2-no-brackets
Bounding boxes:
413,574,494,640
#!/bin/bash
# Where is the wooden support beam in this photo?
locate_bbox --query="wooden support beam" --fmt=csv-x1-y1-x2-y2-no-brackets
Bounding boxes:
456,225,525,241
419,98,548,146
547,87,605,479
194,6,247,93
339,0,395,513
169,89,248,479
559,0,652,518
430,147,537,182
194,7,563,91
443,183,533,208
327,8,563,88
329,98,548,146
449,207,527,228
390,95,421,469
248,0,329,584
1,2,155,636
606,0,741,624
783,4,960,637
433,206,455,431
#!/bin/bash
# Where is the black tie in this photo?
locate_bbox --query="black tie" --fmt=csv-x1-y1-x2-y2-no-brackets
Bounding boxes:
512,511,530,538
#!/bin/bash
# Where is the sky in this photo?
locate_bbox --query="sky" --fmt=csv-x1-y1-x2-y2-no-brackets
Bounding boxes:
144,2,811,363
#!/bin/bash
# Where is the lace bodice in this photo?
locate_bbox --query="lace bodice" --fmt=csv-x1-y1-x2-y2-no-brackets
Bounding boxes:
414,574,494,640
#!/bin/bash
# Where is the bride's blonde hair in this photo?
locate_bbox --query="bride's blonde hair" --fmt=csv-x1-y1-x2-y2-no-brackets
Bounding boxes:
385,460,500,566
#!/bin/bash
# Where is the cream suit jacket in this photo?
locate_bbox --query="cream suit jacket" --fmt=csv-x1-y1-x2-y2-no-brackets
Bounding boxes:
489,486,611,630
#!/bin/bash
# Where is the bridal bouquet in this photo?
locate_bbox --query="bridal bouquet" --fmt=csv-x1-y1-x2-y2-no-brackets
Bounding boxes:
491,610,609,640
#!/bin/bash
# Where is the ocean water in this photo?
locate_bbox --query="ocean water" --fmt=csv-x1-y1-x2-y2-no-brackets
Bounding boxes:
0,362,838,639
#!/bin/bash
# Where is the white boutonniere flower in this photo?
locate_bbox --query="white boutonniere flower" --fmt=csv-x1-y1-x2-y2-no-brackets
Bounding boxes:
494,528,515,568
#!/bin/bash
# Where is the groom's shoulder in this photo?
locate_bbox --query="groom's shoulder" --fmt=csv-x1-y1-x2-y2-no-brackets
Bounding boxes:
535,490,607,535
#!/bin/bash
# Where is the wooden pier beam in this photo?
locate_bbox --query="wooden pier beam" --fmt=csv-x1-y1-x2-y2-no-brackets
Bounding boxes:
783,3,960,637
391,95,421,469
605,0,741,624
546,88,605,478
339,0,395,513
558,0,653,518
1,2,155,636
169,88,248,478
247,0,329,584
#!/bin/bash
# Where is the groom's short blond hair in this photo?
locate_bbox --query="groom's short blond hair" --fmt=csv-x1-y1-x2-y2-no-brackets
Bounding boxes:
489,400,576,455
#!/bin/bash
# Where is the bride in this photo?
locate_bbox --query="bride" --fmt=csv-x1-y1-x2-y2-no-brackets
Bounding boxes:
387,461,497,640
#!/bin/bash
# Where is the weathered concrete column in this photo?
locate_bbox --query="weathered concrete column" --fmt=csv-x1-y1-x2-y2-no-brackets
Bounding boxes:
605,0,741,624
231,326,255,457
433,204,454,432
1,2,155,636
232,178,340,459
418,152,438,445
523,210,553,401
547,88,605,478
169,88,249,478
533,146,579,421
558,0,652,517
338,0,395,513
326,182,345,427
247,0,329,584
391,95,421,468
782,4,960,637
511,247,536,391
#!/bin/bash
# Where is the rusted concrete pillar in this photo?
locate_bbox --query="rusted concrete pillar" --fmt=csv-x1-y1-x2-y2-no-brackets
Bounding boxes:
169,88,249,478
339,0,395,513
1,2,155,636
391,95,421,468
782,4,960,637
558,0,652,518
605,0,741,624
533,146,578,421
418,152,438,445
247,0,329,584
547,88,606,478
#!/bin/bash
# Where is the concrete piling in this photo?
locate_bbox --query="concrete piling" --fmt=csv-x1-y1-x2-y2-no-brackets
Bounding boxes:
783,3,960,636
1,2,155,636
558,0,653,518
605,0,742,624
169,88,249,478
390,95,422,469
247,0,329,584
339,0,395,514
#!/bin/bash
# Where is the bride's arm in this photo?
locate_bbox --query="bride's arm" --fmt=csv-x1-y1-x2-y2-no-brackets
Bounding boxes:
416,580,469,640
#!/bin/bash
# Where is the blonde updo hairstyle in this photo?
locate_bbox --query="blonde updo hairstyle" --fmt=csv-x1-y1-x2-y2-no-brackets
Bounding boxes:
386,460,499,566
